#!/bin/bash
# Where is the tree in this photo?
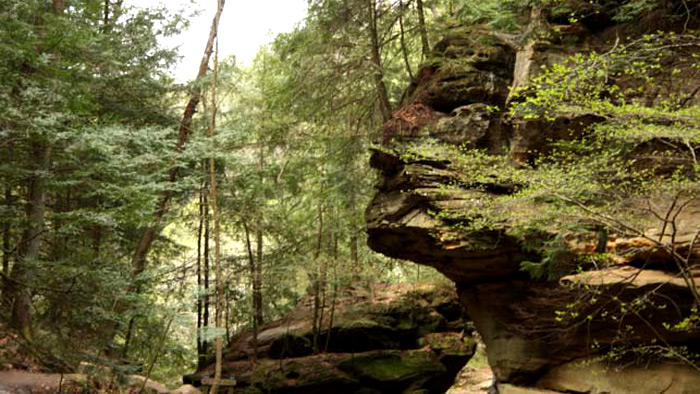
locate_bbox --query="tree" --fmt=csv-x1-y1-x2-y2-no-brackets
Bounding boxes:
0,0,193,371
416,0,430,57
131,0,227,281
207,34,225,394
367,0,393,121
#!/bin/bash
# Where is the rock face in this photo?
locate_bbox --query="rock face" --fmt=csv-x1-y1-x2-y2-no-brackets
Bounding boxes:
366,6,700,394
185,284,475,394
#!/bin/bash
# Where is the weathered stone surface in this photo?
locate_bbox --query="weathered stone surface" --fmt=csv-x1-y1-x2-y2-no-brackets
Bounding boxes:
185,284,475,394
170,385,201,394
537,360,700,394
408,30,515,112
338,350,446,392
508,42,575,105
458,275,699,384
366,150,531,284
509,112,605,164
497,383,563,394
427,104,510,153
366,6,700,393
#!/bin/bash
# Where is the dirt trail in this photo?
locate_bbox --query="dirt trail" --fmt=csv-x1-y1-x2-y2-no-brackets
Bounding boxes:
448,365,494,394
448,342,494,394
0,370,81,393
0,370,180,394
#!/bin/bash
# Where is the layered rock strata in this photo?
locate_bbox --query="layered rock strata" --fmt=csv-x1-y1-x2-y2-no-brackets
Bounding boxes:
367,5,700,393
185,284,475,394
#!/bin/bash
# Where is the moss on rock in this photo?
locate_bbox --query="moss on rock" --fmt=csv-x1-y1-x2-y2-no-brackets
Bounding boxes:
339,350,446,388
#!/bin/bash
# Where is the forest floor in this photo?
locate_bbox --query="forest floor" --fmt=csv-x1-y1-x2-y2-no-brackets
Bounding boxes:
0,370,82,394
0,370,183,394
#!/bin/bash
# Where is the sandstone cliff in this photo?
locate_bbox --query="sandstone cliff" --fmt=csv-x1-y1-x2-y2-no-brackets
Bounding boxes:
367,2,700,393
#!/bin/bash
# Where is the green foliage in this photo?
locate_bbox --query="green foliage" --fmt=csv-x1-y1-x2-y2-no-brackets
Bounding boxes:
511,31,700,121
0,0,194,381
448,0,524,32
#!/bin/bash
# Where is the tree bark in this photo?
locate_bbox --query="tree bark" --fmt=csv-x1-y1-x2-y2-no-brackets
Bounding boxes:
506,6,547,105
243,220,258,362
254,228,263,326
208,36,224,394
103,0,110,29
324,257,338,353
367,0,392,121
10,143,51,341
2,172,12,299
203,184,211,361
398,0,414,80
196,185,206,369
416,0,430,58
254,142,264,327
53,0,65,14
311,203,324,353
252,56,268,329
350,234,359,277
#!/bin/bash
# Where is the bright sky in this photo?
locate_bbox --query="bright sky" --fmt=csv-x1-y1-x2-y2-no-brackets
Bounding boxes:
128,0,308,81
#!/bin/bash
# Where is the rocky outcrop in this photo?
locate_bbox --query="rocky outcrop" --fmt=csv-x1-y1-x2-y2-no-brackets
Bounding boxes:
185,284,475,394
366,6,700,394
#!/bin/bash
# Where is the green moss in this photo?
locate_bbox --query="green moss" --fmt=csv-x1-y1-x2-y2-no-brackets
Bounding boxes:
419,334,474,356
466,344,489,368
342,350,446,384
239,387,264,394
339,318,389,330
249,363,287,390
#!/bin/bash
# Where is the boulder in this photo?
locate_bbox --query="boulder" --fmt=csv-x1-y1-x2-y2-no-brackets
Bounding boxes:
185,284,475,394
537,360,700,394
408,29,515,112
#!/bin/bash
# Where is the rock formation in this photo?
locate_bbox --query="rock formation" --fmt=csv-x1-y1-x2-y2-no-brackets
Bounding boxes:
185,284,475,394
367,3,700,393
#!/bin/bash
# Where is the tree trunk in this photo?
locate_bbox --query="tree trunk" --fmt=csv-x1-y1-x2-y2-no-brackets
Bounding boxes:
350,235,359,278
324,259,338,353
203,184,211,361
196,185,206,369
53,0,65,14
254,226,263,326
253,57,268,329
103,0,110,29
311,203,324,353
506,6,547,105
7,0,62,344
117,0,225,359
398,0,414,80
416,0,430,58
243,220,258,362
208,37,224,394
253,142,264,327
367,0,392,121
130,0,226,278
2,180,12,299
10,143,51,341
